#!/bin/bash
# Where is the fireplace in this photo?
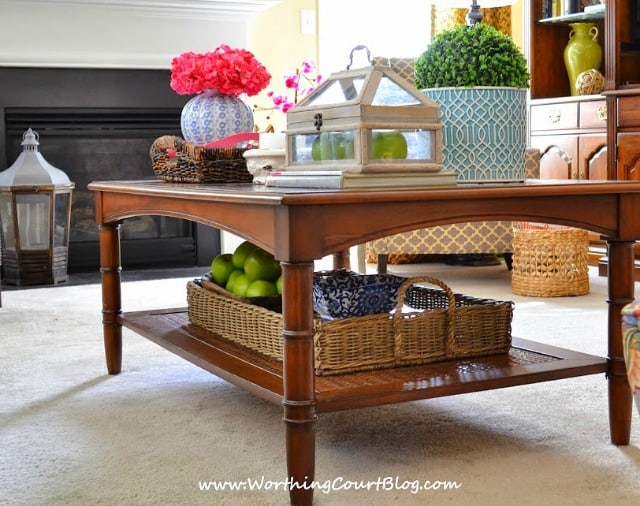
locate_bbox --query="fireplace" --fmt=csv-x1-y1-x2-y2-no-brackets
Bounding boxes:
0,67,220,272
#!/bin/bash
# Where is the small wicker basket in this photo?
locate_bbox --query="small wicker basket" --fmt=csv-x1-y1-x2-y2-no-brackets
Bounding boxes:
187,275,513,376
511,227,590,297
150,135,253,184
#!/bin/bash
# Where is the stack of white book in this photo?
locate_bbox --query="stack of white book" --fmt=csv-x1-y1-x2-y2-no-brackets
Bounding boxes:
264,170,458,189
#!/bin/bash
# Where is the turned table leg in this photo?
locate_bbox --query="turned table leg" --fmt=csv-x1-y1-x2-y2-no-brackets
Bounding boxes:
281,261,317,506
100,222,123,375
332,250,350,270
606,239,634,445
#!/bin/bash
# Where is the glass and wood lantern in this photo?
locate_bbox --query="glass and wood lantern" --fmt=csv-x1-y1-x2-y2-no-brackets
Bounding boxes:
285,64,443,173
0,129,74,286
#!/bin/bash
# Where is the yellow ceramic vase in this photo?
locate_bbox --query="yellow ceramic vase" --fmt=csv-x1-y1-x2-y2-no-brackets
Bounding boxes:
563,22,603,96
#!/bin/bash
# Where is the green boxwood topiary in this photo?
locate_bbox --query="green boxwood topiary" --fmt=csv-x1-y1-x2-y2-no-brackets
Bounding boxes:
414,23,530,89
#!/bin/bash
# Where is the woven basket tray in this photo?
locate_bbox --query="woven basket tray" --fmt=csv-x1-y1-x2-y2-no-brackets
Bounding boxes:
511,227,590,297
200,275,282,313
187,275,514,376
150,135,253,184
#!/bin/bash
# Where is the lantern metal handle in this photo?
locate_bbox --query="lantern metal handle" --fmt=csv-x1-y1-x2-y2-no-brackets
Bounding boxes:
21,128,40,151
346,45,371,70
24,128,39,142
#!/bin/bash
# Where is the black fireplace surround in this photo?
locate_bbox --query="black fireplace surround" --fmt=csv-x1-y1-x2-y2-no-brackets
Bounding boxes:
0,67,219,273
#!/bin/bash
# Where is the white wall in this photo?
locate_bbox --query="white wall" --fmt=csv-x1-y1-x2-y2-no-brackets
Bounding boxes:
317,0,524,76
0,0,279,68
317,0,431,75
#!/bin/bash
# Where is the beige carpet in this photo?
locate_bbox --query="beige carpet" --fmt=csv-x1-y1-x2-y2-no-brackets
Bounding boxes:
1,262,639,505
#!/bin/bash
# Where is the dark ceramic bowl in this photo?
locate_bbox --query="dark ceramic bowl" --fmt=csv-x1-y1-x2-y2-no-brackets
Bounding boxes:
312,269,405,319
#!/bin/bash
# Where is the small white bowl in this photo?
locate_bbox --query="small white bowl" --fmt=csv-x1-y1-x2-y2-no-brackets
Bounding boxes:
243,148,286,184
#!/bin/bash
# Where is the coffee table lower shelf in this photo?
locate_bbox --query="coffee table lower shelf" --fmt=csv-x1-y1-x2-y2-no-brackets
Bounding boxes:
121,308,609,413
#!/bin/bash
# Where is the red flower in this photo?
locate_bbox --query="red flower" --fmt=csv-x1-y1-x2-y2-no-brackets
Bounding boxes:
170,44,271,97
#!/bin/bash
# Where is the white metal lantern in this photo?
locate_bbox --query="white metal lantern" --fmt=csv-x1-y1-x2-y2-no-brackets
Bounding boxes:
285,63,443,173
0,129,75,285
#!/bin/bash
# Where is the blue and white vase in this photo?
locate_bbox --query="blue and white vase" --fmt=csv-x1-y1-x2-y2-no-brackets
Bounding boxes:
180,89,254,145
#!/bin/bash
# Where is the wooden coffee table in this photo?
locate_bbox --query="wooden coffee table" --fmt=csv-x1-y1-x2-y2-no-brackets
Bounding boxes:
89,179,640,505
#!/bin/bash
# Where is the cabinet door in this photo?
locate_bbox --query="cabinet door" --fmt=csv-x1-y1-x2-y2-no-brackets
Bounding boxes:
578,134,609,249
579,134,607,180
529,135,578,179
618,133,640,181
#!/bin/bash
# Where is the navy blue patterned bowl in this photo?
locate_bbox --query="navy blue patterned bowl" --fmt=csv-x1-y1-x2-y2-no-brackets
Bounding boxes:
312,269,405,319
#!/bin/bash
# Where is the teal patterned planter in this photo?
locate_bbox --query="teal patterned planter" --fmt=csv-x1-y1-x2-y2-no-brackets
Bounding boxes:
423,87,527,182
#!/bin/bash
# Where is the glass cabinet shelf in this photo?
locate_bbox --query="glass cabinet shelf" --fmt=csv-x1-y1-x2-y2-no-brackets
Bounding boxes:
539,8,605,25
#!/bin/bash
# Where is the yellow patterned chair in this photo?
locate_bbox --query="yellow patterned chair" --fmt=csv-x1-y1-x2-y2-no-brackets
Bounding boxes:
360,148,540,273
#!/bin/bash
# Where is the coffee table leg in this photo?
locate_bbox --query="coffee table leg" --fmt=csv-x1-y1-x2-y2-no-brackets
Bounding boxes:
333,250,350,270
281,261,316,506
100,222,123,375
606,239,634,445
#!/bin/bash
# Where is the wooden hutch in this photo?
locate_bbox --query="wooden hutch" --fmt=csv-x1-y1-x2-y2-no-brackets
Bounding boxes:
528,0,640,273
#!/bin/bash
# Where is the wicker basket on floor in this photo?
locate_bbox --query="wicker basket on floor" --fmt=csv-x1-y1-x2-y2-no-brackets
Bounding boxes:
150,135,252,184
187,275,513,376
511,227,590,297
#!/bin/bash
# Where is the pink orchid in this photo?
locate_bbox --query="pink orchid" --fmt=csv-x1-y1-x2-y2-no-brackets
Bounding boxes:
254,60,321,119
284,74,300,89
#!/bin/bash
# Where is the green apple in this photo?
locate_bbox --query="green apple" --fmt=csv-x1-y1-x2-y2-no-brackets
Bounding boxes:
372,130,408,159
225,268,244,292
245,279,278,298
229,273,251,297
276,274,283,295
311,133,333,161
334,132,355,160
311,135,322,160
311,132,354,161
243,249,282,282
232,240,260,269
210,253,235,286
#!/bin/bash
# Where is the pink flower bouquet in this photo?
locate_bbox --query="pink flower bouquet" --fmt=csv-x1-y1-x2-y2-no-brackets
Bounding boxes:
170,44,271,97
